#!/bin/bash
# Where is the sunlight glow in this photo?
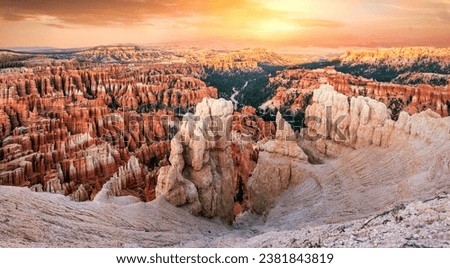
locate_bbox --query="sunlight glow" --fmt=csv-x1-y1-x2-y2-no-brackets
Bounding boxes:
254,19,299,34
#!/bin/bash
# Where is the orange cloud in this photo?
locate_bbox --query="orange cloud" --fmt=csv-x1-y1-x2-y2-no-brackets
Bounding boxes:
0,0,275,26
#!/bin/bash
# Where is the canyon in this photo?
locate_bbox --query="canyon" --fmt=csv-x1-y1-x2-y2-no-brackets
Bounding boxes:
0,64,217,202
1,87,448,246
0,46,449,247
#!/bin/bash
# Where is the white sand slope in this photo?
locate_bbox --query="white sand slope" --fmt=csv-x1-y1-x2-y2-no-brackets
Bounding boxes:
0,186,448,247
0,186,230,247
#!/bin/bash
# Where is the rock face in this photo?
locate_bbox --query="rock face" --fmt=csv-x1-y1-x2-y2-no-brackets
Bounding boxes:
333,47,450,87
247,112,310,214
94,156,143,202
232,106,275,141
338,47,450,71
156,98,235,223
70,184,89,202
1,184,449,247
202,48,295,71
305,84,390,155
305,84,450,156
229,106,275,213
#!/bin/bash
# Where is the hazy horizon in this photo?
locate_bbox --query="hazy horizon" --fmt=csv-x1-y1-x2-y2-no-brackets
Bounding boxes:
1,0,449,50
0,43,380,58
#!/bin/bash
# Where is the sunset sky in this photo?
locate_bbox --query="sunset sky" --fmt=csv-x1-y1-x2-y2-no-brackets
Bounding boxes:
0,0,449,51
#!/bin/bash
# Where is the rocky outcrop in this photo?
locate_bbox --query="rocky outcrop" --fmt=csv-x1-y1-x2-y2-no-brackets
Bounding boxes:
156,98,235,222
338,47,450,70
392,72,450,86
232,106,275,141
202,48,296,71
305,84,450,156
247,112,310,214
70,184,89,202
230,139,257,214
94,156,143,202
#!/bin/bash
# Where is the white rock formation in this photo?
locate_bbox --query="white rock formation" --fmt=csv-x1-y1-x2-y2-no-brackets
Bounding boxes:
248,112,311,214
259,112,307,160
156,98,235,223
304,84,450,155
94,155,142,202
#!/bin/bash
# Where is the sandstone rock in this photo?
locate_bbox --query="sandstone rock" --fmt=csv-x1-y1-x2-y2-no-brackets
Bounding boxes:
275,112,296,141
305,84,390,154
156,98,235,222
248,113,309,213
29,184,43,192
305,84,450,156
70,184,89,202
94,155,143,200
45,177,63,194
230,138,258,210
260,140,307,160
232,109,275,141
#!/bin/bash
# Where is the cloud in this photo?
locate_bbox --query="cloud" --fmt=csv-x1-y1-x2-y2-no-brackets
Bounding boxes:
0,0,181,25
1,13,27,21
0,0,274,26
0,0,344,30
366,0,450,24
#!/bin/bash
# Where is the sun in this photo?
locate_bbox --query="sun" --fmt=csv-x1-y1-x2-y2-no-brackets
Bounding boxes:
252,19,298,37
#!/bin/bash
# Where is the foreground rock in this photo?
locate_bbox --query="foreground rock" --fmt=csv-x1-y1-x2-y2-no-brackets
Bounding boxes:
247,112,312,214
156,98,235,223
236,193,450,247
0,185,448,247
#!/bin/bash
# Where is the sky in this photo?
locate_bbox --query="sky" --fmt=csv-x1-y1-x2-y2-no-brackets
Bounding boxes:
0,0,449,51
